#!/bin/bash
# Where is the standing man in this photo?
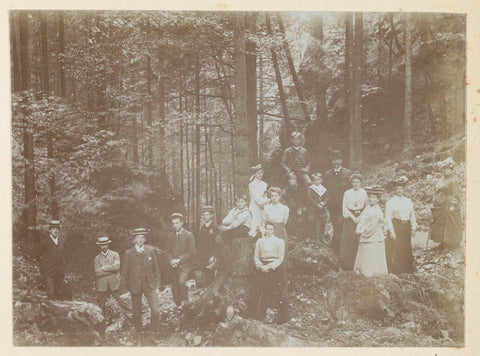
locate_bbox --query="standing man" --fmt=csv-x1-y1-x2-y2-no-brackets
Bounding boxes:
166,213,196,306
196,206,218,286
37,220,66,299
94,236,132,324
323,151,352,257
119,228,161,334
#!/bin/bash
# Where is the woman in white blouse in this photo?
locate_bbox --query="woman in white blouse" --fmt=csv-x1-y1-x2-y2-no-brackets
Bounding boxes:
248,164,269,237
264,187,290,240
384,176,418,273
340,173,368,270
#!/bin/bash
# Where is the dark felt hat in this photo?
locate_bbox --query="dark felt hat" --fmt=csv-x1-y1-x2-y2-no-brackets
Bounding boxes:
329,150,343,160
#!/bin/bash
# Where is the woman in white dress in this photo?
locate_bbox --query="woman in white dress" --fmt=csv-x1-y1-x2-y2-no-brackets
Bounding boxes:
264,187,290,240
354,186,388,277
249,164,269,236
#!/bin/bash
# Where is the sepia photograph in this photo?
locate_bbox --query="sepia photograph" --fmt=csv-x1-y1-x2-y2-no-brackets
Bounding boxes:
9,6,469,348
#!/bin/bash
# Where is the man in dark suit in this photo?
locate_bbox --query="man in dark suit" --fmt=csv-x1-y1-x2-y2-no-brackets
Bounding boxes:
196,206,218,286
119,228,161,333
94,236,131,324
323,151,352,256
36,220,66,299
166,213,196,306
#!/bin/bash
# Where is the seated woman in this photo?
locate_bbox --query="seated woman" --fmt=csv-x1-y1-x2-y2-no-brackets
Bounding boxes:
249,222,288,324
206,194,253,269
340,173,368,270
385,176,418,273
429,160,462,250
354,186,388,277
264,187,290,240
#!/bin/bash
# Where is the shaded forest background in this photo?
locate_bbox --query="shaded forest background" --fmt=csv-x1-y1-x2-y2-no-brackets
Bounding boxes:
10,11,465,278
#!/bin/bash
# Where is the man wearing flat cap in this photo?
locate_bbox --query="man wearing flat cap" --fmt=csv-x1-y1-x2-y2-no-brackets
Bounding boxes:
165,213,196,306
196,206,218,286
119,228,161,333
323,151,352,256
36,220,66,299
94,236,131,324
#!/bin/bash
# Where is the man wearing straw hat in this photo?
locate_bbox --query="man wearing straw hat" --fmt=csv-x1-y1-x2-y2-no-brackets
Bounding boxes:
94,236,132,324
119,228,161,333
36,220,66,299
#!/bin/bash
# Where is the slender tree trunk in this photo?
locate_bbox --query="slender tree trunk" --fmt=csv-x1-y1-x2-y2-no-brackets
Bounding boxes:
377,14,383,85
58,12,66,97
345,13,354,166
277,13,310,123
186,125,191,226
145,36,153,166
404,13,413,150
179,92,185,212
352,12,364,170
313,13,327,124
158,54,166,177
19,11,37,244
233,12,250,193
246,12,258,164
265,12,292,139
10,12,21,93
258,53,264,161
132,115,139,165
195,53,201,227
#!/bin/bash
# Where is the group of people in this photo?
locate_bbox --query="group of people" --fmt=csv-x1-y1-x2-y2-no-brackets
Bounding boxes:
35,131,463,337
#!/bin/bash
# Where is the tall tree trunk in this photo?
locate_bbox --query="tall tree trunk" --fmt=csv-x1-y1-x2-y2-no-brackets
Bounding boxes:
277,13,310,124
313,13,327,124
10,12,21,92
95,14,107,131
186,125,191,226
40,12,59,219
246,12,258,165
352,12,364,170
258,53,264,161
145,38,153,166
179,92,185,213
195,53,201,227
377,14,383,85
345,13,354,166
404,13,413,150
158,54,166,177
58,12,66,98
265,12,292,140
233,12,250,193
132,114,139,166
19,11,37,244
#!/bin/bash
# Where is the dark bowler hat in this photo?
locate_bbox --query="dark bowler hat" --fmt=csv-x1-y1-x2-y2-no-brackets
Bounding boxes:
329,150,343,160
201,206,214,214
49,220,61,227
133,227,148,236
365,185,384,196
170,213,184,221
250,163,263,172
392,175,409,186
96,236,112,245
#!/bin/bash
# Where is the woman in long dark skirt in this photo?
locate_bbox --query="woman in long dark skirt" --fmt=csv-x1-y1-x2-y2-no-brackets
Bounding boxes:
339,173,368,270
429,161,463,249
385,176,418,273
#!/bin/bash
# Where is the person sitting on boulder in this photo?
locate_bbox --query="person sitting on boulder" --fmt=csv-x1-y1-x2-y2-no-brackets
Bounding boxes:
249,222,288,324
207,194,253,270
307,172,330,244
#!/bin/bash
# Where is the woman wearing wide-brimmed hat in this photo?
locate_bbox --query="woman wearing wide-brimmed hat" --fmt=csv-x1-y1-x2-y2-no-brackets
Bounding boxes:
339,173,368,270
429,160,463,249
354,186,388,277
264,187,289,240
385,176,418,273
248,164,269,236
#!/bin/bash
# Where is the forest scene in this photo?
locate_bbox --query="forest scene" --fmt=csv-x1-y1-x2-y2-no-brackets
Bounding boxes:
11,10,465,347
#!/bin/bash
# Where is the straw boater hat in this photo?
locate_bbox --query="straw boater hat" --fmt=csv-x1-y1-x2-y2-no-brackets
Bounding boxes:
329,150,343,160
133,227,148,236
49,220,61,227
96,236,112,245
170,213,184,221
365,186,384,196
250,163,263,172
392,175,409,186
201,206,214,214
